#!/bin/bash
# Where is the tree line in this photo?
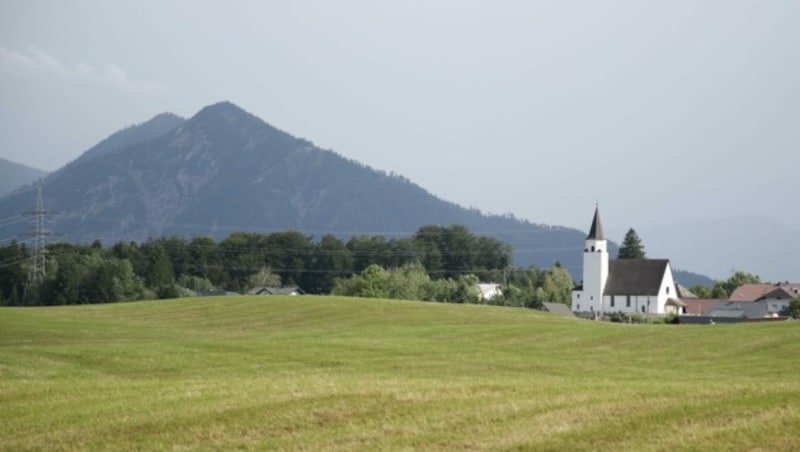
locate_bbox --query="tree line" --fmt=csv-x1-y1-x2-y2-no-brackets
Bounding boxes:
0,225,575,307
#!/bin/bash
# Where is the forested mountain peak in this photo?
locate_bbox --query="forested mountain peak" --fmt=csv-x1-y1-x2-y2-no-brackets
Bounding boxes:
0,101,611,278
75,112,185,164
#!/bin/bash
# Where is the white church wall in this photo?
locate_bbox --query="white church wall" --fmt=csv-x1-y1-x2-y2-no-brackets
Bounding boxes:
655,262,678,314
605,294,658,314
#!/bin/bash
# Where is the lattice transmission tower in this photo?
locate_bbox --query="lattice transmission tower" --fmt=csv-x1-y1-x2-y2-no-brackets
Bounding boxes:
27,184,52,283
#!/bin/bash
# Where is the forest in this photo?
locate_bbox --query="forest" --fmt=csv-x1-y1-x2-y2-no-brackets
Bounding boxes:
0,225,574,308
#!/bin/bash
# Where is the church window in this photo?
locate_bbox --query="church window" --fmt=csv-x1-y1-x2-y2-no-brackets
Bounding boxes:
591,245,595,252
641,306,646,313
626,295,631,307
610,298,615,308
577,304,580,310
577,293,581,299
666,286,670,295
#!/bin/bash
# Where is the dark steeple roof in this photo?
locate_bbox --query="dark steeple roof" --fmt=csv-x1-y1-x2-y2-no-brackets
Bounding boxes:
586,205,605,240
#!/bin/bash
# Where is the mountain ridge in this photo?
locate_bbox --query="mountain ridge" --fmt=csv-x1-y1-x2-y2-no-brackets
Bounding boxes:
1,101,712,283
0,158,49,197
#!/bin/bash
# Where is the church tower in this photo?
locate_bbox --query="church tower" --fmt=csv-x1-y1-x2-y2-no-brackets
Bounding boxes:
581,205,608,312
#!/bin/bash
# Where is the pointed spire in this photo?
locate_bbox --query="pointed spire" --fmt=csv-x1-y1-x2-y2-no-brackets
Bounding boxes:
587,204,605,240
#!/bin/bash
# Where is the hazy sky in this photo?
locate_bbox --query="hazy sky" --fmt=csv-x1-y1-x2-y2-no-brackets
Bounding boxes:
1,1,799,234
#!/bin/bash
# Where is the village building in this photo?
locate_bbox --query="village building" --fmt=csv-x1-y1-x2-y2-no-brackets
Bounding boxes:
570,206,685,316
728,282,800,312
247,285,304,296
477,283,503,302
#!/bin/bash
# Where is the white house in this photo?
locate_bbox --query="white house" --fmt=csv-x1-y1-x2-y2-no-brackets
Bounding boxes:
477,283,503,302
570,206,685,316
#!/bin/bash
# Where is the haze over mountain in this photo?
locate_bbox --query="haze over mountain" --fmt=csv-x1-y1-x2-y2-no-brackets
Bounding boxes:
4,3,796,286
637,218,799,283
0,101,605,278
0,158,48,197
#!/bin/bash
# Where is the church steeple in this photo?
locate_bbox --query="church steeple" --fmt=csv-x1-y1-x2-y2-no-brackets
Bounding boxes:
587,205,604,240
578,204,609,314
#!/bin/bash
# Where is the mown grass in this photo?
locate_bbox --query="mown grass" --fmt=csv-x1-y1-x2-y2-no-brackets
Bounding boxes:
1,296,798,450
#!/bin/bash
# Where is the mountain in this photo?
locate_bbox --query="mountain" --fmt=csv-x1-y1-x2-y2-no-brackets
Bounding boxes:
640,217,800,283
1,101,608,277
0,158,48,197
74,112,185,163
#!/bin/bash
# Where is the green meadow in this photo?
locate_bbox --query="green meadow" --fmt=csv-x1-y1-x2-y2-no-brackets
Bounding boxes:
1,296,798,450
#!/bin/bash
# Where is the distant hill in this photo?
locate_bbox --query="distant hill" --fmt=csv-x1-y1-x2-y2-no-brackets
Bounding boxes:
0,101,625,278
0,158,48,197
641,217,799,283
672,269,714,288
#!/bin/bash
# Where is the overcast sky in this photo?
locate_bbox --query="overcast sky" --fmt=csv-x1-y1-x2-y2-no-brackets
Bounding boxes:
1,1,798,234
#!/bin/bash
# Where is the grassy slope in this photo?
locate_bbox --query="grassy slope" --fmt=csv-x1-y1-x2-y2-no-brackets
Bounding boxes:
1,296,798,450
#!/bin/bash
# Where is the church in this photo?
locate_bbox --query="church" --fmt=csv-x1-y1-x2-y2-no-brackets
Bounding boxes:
570,206,685,316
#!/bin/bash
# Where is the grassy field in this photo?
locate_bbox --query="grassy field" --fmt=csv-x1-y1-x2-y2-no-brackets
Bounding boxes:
1,296,798,450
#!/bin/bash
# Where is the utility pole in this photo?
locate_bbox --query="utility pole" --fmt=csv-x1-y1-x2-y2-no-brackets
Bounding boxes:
27,184,52,284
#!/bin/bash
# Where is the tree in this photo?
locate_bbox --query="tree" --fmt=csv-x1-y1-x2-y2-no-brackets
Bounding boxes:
333,264,391,299
781,297,800,319
0,242,29,305
539,263,574,304
617,228,645,259
306,234,353,294
263,231,314,287
248,266,282,289
138,242,175,295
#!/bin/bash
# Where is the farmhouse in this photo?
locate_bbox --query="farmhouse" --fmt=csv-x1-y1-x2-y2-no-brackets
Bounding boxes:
477,283,503,301
728,282,800,314
570,206,684,316
247,285,304,296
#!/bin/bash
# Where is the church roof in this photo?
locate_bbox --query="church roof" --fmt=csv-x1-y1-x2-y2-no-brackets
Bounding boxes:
604,259,670,295
586,206,605,240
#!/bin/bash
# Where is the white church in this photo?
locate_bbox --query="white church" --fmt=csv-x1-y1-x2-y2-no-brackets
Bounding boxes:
571,206,686,316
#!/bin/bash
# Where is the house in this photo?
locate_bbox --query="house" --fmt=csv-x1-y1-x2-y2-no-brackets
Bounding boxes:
728,283,800,302
705,300,784,320
727,283,799,314
681,298,724,316
477,283,503,302
247,285,304,296
570,206,684,316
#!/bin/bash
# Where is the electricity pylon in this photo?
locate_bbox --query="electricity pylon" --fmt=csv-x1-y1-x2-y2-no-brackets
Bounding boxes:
27,184,52,283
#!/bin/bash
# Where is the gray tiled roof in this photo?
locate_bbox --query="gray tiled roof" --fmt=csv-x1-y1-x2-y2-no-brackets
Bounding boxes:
707,300,775,319
247,285,303,295
604,259,669,295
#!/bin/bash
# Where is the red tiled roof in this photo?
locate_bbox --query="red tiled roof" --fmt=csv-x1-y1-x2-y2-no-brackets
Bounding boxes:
682,299,723,316
729,283,800,302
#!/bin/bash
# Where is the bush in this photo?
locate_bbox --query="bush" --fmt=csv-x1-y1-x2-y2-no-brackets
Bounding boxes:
664,312,680,324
